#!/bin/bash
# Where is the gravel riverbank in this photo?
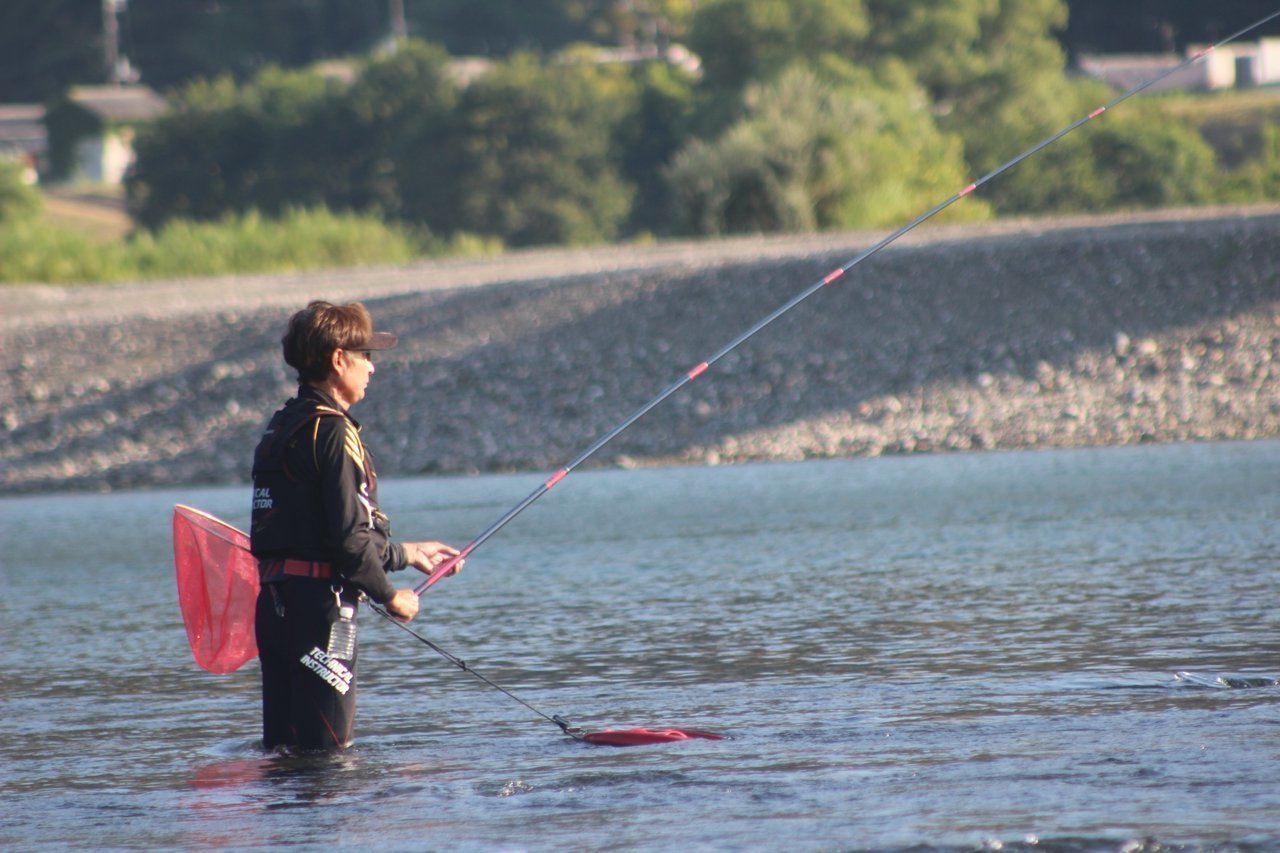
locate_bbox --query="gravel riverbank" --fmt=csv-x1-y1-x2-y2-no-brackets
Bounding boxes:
3,205,1279,495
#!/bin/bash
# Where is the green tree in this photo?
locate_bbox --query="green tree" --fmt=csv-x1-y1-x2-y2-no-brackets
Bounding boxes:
685,0,1078,179
127,42,455,228
302,41,456,216
398,54,635,246
687,0,872,93
665,65,987,235
887,0,1074,180
615,60,698,234
127,69,341,227
1216,124,1280,204
862,0,1068,103
987,86,1216,213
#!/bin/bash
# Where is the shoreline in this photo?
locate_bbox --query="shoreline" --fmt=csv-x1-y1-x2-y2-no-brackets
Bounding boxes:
3,204,1279,495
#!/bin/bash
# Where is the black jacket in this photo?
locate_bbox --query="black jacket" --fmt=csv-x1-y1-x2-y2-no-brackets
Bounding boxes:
250,385,404,603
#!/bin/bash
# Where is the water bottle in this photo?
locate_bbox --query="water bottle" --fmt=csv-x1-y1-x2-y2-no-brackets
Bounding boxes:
327,603,357,659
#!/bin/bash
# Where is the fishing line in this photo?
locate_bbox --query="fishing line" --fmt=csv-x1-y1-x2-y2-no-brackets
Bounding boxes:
415,7,1280,596
366,599,586,740
368,599,724,745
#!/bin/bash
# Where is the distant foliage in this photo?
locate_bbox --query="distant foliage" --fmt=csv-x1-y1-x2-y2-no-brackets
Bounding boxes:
128,43,456,229
688,0,873,94
665,66,988,234
0,221,123,283
1215,124,1280,203
0,208,422,284
125,208,420,277
8,0,1276,102
983,84,1218,213
673,0,1225,226
616,61,699,234
398,53,638,246
34,0,1279,271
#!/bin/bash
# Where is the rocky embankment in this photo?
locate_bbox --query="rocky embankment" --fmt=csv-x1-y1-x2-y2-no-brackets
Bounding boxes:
2,206,1279,495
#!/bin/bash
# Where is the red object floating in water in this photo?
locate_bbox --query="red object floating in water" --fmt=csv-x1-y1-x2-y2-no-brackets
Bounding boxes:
582,727,725,746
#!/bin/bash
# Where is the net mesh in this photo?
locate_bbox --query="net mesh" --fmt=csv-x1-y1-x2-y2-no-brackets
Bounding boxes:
173,505,259,673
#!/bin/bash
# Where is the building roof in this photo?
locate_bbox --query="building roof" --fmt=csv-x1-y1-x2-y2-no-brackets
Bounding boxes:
0,104,47,154
1076,52,1216,91
65,85,166,123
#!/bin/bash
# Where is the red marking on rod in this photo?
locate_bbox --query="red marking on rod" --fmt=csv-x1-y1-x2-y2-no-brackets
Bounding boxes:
1193,47,1212,59
957,183,977,197
822,268,845,286
688,362,709,380
1089,106,1106,119
545,468,569,488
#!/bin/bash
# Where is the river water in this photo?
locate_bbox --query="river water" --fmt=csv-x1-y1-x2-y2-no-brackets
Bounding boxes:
2,440,1278,851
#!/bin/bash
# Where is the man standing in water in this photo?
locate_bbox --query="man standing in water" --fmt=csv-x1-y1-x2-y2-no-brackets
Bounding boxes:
250,300,461,752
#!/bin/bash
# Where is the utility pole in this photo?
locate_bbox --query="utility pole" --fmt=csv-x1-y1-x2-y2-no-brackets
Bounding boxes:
103,0,120,83
389,0,407,44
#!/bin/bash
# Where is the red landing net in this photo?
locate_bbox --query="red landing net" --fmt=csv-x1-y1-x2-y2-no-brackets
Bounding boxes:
173,504,260,673
581,728,725,746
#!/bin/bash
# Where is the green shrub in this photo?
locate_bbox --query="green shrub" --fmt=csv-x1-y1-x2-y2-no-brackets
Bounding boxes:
127,208,420,278
1214,123,1280,203
984,87,1217,214
128,42,457,229
0,220,130,283
398,52,636,247
0,207,429,284
0,160,42,222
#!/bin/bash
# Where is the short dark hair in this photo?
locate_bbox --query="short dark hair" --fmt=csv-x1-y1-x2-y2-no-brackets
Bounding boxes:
281,300,374,383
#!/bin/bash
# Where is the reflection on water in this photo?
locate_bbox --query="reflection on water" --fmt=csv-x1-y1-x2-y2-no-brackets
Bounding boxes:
2,440,1279,850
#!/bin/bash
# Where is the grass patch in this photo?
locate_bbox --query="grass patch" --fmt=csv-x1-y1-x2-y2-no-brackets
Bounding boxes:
0,207,498,285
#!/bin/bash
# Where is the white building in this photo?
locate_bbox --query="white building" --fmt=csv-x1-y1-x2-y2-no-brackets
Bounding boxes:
1077,38,1280,92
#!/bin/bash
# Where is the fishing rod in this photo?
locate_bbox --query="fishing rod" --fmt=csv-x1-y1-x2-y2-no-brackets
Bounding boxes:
416,8,1280,597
